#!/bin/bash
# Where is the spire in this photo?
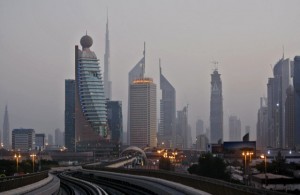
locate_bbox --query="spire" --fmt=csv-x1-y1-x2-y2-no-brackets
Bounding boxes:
159,58,161,75
282,45,285,59
142,42,146,77
104,9,111,100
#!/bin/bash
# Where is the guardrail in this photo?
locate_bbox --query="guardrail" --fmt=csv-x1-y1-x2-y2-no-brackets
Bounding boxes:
83,167,288,195
0,171,48,192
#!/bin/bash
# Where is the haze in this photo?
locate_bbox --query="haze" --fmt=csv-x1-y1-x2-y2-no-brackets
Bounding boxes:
0,0,300,141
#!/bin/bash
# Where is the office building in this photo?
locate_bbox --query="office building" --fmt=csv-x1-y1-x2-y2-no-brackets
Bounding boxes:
210,69,223,144
176,106,188,149
107,101,123,144
3,105,10,149
55,128,64,146
47,134,53,145
196,134,208,152
159,60,176,148
12,128,35,152
127,43,145,145
75,34,107,150
196,119,204,137
65,79,75,151
103,15,112,100
229,116,241,141
129,77,157,148
285,85,295,149
293,56,300,148
35,133,45,151
256,97,268,150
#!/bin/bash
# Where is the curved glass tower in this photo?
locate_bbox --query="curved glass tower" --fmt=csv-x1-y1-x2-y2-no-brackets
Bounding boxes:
75,34,107,148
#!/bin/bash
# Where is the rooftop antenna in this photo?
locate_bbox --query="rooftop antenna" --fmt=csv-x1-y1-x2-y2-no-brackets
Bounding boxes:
282,45,285,59
86,30,87,35
159,58,161,75
211,60,219,71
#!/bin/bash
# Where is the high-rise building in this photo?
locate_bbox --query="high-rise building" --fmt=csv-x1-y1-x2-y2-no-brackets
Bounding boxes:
229,115,241,141
103,15,112,100
12,128,35,152
293,56,300,148
196,134,208,152
267,78,275,147
176,106,188,149
129,78,157,148
267,57,293,148
47,134,53,145
35,133,45,151
107,101,123,144
65,79,75,151
127,44,145,145
256,97,268,150
55,128,64,146
3,105,10,149
159,60,176,148
196,119,204,137
285,85,295,148
75,34,107,150
210,69,223,144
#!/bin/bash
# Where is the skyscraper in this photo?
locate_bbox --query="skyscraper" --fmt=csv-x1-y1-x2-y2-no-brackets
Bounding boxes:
75,34,107,150
293,56,300,148
129,78,157,148
267,57,293,148
55,128,64,146
256,97,268,150
3,105,10,149
210,69,223,144
229,115,241,141
103,15,112,100
65,79,75,151
176,106,188,149
285,85,295,149
196,119,204,137
159,60,176,148
107,101,123,144
127,44,145,145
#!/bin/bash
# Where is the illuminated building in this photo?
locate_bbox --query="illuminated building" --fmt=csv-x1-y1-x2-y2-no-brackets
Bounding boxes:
129,78,157,148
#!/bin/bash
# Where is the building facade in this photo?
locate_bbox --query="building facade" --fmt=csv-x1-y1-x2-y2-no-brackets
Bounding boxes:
35,133,45,151
210,69,223,144
75,35,107,150
229,115,241,141
293,56,300,148
12,128,35,152
196,119,204,137
285,85,295,149
176,106,188,149
107,101,123,144
65,79,75,151
256,97,268,150
129,78,157,148
127,44,145,145
159,62,176,148
3,105,10,149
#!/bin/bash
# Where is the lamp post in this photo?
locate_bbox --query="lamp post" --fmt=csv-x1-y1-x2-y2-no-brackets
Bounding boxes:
260,154,267,187
242,152,249,175
30,154,36,173
14,154,21,173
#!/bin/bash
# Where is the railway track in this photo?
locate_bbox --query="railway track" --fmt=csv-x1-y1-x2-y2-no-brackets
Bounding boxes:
57,172,108,195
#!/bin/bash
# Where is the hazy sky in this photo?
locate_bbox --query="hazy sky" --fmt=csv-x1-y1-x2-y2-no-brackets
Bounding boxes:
0,0,300,142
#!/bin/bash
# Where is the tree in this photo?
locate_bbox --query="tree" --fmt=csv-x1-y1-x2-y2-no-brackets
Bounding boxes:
188,153,229,180
159,157,173,171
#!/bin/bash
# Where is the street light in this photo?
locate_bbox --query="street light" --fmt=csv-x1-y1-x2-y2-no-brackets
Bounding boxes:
30,154,36,173
260,154,267,187
242,152,249,175
14,154,21,173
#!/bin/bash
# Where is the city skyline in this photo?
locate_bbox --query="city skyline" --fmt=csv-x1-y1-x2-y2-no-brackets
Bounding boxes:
1,1,300,141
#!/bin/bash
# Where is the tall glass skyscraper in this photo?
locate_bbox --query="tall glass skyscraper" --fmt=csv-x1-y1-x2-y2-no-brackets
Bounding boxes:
293,56,300,148
210,69,223,144
159,61,176,148
103,15,112,100
65,79,75,151
75,34,107,149
107,101,123,144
